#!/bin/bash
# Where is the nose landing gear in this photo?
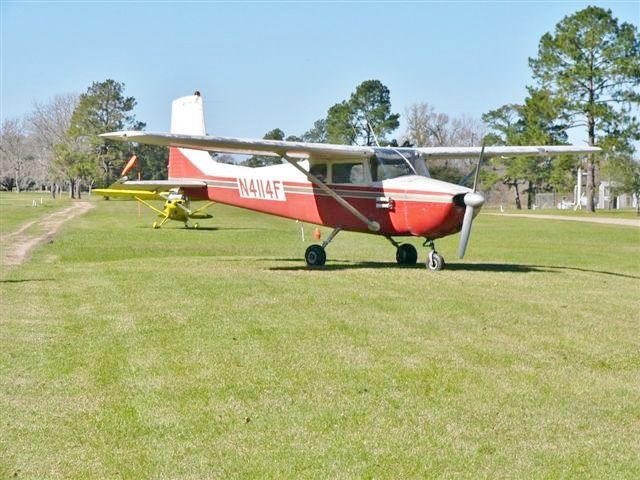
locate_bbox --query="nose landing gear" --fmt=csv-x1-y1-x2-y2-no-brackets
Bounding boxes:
424,239,445,271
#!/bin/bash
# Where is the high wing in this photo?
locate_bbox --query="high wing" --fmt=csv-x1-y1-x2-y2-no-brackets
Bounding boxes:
416,145,601,159
100,131,600,160
100,131,374,159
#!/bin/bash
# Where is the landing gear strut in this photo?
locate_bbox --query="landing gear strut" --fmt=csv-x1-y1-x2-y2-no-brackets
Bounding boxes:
305,227,341,267
424,239,445,271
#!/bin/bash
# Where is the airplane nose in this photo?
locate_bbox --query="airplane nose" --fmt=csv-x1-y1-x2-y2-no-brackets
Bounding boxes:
452,192,485,209
464,192,485,209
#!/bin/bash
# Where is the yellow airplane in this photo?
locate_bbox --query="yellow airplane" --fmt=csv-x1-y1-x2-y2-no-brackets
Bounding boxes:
93,184,213,229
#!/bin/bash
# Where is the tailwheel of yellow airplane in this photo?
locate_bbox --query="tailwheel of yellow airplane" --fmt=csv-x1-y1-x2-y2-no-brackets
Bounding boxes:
193,223,199,229
396,244,417,265
305,244,326,267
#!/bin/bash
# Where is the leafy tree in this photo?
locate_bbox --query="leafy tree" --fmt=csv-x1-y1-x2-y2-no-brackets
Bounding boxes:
326,101,357,145
242,128,285,167
302,119,327,143
69,79,144,185
529,6,640,211
326,80,400,146
135,143,168,180
52,136,92,198
483,88,570,208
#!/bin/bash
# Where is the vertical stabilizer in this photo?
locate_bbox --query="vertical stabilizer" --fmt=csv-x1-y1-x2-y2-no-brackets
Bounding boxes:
171,93,206,135
168,92,212,179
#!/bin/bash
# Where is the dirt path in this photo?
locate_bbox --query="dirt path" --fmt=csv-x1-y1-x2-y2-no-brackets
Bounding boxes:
486,212,640,228
1,202,94,266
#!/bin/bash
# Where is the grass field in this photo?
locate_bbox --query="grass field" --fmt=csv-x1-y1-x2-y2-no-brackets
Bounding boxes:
1,196,639,478
0,192,71,233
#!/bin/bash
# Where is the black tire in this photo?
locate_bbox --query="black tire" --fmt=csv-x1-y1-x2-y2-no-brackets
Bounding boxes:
426,252,445,271
305,244,326,267
396,244,418,265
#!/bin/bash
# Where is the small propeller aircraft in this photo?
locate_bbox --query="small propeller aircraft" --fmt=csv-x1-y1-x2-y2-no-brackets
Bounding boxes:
94,180,214,229
98,92,599,270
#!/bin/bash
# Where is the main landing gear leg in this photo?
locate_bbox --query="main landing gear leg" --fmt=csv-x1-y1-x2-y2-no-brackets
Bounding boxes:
424,238,445,271
387,236,417,266
305,227,341,267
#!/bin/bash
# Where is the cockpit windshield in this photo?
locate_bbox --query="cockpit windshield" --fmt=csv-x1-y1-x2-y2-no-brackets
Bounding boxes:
370,148,430,181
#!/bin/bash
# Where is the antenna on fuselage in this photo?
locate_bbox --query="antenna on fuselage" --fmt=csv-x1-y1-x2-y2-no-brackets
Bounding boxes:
364,116,381,147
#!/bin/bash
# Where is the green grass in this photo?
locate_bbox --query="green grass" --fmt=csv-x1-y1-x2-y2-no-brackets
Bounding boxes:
484,205,640,219
0,191,71,233
1,199,639,478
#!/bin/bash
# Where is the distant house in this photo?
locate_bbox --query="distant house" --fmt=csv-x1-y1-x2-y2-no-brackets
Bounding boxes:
597,181,638,210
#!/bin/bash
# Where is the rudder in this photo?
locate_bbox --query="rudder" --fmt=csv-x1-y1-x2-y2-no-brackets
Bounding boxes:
168,92,213,179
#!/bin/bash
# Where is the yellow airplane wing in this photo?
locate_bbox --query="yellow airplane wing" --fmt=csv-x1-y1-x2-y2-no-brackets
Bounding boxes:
92,188,164,200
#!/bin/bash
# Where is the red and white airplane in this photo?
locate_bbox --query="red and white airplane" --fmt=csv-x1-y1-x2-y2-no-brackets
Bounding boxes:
100,93,599,270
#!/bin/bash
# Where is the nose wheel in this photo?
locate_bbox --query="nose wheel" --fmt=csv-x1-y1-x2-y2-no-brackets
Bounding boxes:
427,250,445,271
424,239,445,271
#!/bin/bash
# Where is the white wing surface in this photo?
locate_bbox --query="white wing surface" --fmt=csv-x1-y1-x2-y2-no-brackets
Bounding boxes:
100,131,373,160
100,131,600,160
417,145,601,159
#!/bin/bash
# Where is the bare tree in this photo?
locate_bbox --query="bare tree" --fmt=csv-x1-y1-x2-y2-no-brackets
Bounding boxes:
26,93,79,195
0,118,38,192
403,103,486,147
403,103,487,183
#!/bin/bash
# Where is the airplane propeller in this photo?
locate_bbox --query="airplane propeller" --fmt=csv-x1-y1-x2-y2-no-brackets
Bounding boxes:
457,143,486,259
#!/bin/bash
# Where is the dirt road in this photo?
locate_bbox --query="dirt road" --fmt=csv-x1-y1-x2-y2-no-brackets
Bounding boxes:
1,202,94,266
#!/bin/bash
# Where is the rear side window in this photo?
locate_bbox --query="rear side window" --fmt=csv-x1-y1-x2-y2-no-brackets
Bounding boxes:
309,164,327,182
332,163,365,184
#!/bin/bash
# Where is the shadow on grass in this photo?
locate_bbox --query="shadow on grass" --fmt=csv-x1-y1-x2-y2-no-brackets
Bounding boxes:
133,226,265,232
536,265,640,280
269,261,640,278
270,261,539,272
0,278,54,283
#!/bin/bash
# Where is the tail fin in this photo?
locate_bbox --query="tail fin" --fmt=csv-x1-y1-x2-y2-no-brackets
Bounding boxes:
168,92,213,179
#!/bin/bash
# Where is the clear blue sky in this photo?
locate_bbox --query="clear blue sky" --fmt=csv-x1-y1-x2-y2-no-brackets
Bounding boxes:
2,1,638,144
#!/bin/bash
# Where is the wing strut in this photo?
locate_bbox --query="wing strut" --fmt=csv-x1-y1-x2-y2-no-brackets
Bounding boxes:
283,155,380,232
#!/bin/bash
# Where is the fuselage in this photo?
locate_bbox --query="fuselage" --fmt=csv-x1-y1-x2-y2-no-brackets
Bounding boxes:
170,147,475,239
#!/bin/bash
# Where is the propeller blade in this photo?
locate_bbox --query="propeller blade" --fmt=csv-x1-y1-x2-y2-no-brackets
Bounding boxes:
457,141,487,258
175,201,191,215
458,205,475,259
457,192,485,259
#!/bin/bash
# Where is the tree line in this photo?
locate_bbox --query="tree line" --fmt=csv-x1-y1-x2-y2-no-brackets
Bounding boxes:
1,7,638,210
0,80,166,198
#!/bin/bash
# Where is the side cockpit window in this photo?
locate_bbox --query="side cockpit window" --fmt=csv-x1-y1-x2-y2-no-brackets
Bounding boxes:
309,163,327,182
332,162,366,184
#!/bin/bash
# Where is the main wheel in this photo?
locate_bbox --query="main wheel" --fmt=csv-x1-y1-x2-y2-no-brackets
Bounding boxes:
396,244,418,265
152,221,159,229
426,251,445,271
305,244,326,267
